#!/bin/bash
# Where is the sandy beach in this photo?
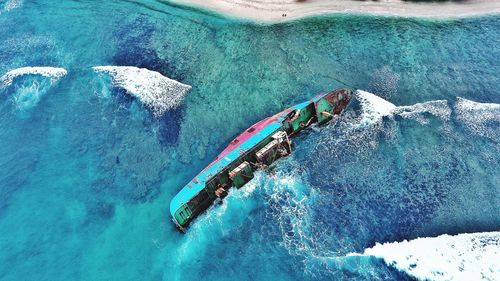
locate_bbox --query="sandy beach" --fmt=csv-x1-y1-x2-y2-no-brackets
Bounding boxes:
167,0,500,21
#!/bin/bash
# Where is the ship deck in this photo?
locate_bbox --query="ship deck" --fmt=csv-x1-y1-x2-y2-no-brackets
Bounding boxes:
169,120,283,216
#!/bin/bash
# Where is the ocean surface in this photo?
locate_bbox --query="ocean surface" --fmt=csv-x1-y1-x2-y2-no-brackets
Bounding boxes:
0,0,499,280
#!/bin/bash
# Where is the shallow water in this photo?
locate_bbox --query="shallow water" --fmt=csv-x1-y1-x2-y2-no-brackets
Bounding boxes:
0,1,499,280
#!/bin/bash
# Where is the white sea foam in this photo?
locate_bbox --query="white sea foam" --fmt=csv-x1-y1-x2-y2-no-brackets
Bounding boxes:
93,66,191,117
356,90,451,126
396,100,451,124
455,97,500,140
356,90,397,126
0,67,67,111
363,231,500,281
261,171,325,260
3,0,22,11
0,67,67,90
312,90,453,159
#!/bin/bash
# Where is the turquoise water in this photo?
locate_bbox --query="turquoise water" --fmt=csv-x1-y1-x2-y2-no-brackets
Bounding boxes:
0,0,499,280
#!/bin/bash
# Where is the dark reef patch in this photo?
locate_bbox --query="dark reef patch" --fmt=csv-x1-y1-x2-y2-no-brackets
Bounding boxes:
156,105,184,146
112,16,180,80
87,201,115,220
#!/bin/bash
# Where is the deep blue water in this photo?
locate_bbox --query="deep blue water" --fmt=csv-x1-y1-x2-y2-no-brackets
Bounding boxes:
0,0,499,280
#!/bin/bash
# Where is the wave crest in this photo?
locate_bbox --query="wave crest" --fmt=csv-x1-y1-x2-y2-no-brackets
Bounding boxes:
395,100,451,124
0,67,67,90
356,90,450,126
455,97,500,140
356,90,397,125
363,231,500,281
93,66,191,117
0,67,67,112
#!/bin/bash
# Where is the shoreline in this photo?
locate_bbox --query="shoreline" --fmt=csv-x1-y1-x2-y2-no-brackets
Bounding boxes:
166,0,500,22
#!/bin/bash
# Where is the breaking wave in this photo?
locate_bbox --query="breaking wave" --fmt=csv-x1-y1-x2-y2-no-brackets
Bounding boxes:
313,90,452,155
356,90,397,126
259,92,496,270
93,66,191,117
396,100,451,124
455,97,500,140
362,231,500,281
266,92,454,258
0,67,67,89
0,67,67,111
356,90,451,126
